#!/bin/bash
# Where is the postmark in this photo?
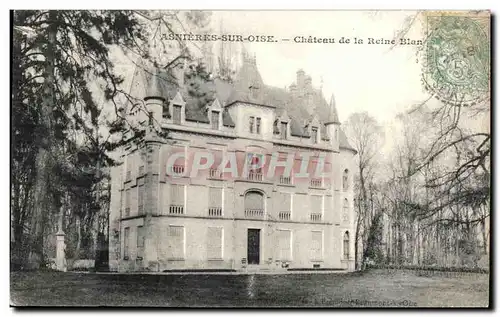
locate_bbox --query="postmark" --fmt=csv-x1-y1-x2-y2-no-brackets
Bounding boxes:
422,12,490,106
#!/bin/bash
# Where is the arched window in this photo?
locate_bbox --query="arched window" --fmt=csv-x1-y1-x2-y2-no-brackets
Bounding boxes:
343,231,350,259
342,198,349,222
244,190,264,218
343,169,349,191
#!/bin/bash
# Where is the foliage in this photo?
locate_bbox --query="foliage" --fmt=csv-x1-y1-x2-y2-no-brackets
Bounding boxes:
11,10,213,269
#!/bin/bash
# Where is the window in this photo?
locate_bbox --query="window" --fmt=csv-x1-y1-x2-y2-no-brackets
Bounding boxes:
169,184,185,214
311,230,323,260
343,231,350,259
277,230,291,261
124,189,131,217
173,105,182,124
211,111,220,130
247,153,264,181
123,227,130,259
125,156,133,182
137,225,145,258
206,227,223,259
209,150,223,179
169,146,186,176
310,195,323,222
256,117,261,134
208,187,223,217
278,192,291,221
138,185,145,215
249,116,255,133
343,169,349,191
342,198,349,222
280,122,288,139
244,190,264,218
137,154,144,177
167,226,185,259
311,127,318,144
249,116,262,134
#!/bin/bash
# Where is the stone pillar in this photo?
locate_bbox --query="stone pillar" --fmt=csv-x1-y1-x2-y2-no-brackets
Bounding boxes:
55,230,67,272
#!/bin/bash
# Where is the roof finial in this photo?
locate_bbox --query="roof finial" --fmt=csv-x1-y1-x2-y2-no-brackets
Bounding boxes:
325,93,340,125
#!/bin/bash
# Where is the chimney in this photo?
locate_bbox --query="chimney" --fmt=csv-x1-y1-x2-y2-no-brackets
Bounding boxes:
304,75,312,89
172,61,185,89
296,69,305,88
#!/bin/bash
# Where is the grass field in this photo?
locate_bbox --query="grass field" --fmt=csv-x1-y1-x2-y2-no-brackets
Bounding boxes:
10,269,490,307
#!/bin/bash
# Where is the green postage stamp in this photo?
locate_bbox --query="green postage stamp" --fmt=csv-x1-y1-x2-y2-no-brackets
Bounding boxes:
423,11,490,106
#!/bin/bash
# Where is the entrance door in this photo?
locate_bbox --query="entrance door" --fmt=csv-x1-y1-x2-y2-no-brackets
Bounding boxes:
247,229,261,265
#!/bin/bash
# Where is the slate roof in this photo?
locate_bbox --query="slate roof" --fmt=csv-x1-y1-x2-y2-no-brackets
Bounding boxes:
128,58,354,152
129,60,236,127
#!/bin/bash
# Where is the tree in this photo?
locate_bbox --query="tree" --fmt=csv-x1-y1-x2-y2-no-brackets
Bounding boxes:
343,112,384,269
363,212,385,265
12,10,214,269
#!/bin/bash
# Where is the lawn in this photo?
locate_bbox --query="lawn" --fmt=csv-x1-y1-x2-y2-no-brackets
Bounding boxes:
10,269,490,307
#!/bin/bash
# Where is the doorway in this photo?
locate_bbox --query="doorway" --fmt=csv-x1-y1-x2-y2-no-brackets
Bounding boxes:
247,229,261,265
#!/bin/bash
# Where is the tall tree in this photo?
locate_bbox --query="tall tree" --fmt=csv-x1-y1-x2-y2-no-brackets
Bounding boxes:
343,112,384,269
13,10,147,268
12,10,214,269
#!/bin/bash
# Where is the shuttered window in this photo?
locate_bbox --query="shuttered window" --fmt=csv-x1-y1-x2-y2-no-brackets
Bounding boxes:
311,230,323,260
277,230,291,261
170,184,185,206
137,226,145,258
124,189,131,217
206,227,223,259
173,105,182,124
138,185,145,215
310,195,323,213
169,184,185,215
211,111,220,130
208,187,222,208
279,192,291,211
123,227,130,259
167,226,185,259
278,192,291,220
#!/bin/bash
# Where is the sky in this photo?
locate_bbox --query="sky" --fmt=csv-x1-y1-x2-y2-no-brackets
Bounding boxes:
212,10,431,125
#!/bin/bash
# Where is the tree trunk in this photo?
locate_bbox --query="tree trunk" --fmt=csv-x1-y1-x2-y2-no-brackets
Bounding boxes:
355,212,362,270
28,10,57,269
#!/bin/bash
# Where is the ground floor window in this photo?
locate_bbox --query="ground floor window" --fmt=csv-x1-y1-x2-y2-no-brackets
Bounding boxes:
311,230,323,260
206,227,223,259
343,231,350,259
167,226,185,259
277,229,292,261
123,227,130,260
137,225,145,259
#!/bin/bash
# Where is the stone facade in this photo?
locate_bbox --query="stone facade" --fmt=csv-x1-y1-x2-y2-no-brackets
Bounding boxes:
109,55,357,272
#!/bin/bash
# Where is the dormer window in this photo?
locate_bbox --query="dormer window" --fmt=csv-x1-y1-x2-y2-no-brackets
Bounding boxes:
280,121,288,140
249,116,262,134
173,105,182,124
249,116,255,133
169,91,186,125
311,127,318,144
211,111,220,130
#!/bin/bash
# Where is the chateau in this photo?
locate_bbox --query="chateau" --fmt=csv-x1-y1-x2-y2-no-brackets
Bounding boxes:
108,53,357,272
